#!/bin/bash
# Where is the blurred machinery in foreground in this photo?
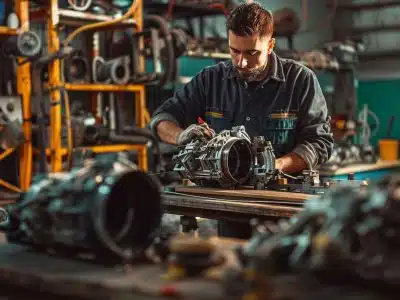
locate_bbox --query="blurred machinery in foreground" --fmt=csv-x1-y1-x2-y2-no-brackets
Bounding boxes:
224,174,400,298
0,152,162,263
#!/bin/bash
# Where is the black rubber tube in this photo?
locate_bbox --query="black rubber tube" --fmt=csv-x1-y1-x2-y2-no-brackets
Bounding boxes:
144,15,176,88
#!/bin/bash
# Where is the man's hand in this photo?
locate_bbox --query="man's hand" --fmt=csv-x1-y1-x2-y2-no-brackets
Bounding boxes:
275,152,307,174
176,123,215,145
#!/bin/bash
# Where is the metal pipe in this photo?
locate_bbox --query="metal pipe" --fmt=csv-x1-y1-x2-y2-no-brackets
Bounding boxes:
337,1,400,11
95,56,130,84
359,50,400,60
349,24,400,35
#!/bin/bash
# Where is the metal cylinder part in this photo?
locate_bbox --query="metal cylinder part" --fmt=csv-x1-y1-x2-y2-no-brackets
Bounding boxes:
67,0,92,11
3,153,162,261
2,31,42,58
64,51,90,83
94,56,130,84
0,97,24,149
173,126,254,188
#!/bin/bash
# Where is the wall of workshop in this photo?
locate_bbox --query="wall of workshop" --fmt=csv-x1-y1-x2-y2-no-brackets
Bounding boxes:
350,1,400,145
352,0,400,79
178,0,334,78
170,1,336,118
357,79,400,146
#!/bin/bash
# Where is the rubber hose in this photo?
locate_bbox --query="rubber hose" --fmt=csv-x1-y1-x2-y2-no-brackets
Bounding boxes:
64,0,138,46
144,15,175,88
120,127,165,172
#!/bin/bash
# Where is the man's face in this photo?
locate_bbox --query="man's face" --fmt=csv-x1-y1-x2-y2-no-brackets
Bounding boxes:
228,31,275,82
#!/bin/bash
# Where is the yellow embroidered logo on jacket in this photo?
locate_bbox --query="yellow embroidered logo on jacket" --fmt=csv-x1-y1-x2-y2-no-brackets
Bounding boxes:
269,112,297,119
205,111,224,118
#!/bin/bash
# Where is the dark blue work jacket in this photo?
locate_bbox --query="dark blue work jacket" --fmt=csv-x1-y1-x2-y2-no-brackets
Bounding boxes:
150,51,333,169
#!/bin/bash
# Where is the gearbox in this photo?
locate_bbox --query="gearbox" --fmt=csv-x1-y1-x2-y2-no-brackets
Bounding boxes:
173,126,254,188
172,126,277,188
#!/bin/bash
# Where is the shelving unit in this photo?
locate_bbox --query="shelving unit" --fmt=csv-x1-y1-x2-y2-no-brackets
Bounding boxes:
0,8,27,193
31,7,138,28
40,0,147,173
0,0,149,193
0,26,17,193
145,2,225,18
12,1,32,192
0,26,17,35
64,83,145,92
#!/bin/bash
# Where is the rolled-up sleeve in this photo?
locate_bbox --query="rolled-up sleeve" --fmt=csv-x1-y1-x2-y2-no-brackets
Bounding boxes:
149,70,207,139
293,71,334,169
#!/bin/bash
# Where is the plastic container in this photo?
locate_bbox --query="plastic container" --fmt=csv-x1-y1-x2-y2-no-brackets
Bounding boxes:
379,139,399,161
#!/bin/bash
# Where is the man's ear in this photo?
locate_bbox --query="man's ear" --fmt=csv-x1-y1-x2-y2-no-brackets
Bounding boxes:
268,37,275,54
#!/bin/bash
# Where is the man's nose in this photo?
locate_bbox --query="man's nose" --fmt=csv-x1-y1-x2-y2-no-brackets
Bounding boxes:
238,55,248,68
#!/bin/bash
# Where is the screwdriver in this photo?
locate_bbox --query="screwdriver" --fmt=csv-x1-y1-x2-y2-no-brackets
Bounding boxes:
197,117,215,137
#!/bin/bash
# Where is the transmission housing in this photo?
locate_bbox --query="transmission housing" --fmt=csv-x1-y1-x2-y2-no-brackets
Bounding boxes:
173,126,276,188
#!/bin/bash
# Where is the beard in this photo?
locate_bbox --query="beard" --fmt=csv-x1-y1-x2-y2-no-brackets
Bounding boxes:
235,61,268,82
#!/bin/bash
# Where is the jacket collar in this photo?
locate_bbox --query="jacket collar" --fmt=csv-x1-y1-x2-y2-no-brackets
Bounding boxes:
222,51,285,83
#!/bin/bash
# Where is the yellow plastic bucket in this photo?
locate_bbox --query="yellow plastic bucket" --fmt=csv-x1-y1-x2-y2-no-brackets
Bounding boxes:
379,139,399,161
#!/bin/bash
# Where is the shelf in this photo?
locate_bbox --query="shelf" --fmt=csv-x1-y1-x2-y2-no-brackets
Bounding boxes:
0,26,17,36
64,83,144,92
30,8,137,29
81,145,147,153
34,145,147,156
186,50,230,59
145,2,225,18
33,148,68,156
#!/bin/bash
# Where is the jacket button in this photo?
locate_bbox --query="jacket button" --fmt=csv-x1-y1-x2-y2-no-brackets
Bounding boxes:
246,116,251,121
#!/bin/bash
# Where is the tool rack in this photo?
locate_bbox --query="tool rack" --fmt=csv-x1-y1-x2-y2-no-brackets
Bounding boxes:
0,1,31,193
0,0,149,193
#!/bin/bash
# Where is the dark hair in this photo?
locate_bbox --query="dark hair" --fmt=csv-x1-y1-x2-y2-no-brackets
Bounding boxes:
226,2,273,37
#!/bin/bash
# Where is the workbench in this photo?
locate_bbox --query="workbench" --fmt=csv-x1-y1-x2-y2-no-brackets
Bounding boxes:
163,186,313,222
0,233,393,300
319,160,400,181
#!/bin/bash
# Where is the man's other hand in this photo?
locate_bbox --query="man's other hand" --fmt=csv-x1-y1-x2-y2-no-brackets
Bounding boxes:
176,124,215,145
275,153,307,174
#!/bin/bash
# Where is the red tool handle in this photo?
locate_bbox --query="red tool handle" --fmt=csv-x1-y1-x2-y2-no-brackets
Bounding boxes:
197,117,206,124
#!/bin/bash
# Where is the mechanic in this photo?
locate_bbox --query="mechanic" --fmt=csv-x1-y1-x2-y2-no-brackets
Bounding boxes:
149,2,333,239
